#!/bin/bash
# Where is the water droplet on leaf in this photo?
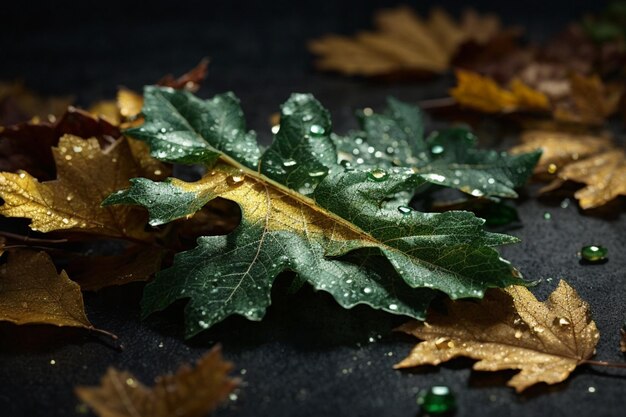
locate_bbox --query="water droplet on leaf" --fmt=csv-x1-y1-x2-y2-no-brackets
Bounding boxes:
367,168,388,182
226,174,245,186
309,124,325,137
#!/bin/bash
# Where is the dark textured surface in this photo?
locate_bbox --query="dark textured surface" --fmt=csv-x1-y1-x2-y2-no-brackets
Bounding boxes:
1,1,625,416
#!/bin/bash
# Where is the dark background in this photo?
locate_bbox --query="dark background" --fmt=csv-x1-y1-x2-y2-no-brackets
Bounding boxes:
1,1,625,416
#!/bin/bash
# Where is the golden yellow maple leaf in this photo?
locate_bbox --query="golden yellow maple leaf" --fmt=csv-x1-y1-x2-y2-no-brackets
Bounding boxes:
0,250,114,337
395,280,599,392
510,130,625,209
75,345,238,417
309,7,504,77
0,134,162,239
451,69,550,113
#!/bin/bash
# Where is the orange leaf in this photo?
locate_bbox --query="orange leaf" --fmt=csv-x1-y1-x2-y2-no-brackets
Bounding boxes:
451,69,550,113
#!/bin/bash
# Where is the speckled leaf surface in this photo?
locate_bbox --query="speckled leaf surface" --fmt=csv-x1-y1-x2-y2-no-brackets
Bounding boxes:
125,86,261,168
111,87,528,337
334,97,541,198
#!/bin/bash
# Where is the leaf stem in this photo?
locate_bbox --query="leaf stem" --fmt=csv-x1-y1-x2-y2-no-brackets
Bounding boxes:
90,326,119,341
417,97,456,109
581,359,626,369
0,231,68,244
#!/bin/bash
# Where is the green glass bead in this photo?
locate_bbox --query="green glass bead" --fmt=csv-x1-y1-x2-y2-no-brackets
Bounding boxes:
418,386,456,414
580,245,608,262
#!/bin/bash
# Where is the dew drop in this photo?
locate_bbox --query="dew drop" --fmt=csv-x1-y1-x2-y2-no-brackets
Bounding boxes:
430,145,444,155
435,337,451,349
309,124,325,137
556,317,571,327
308,170,327,177
363,287,372,294
388,303,398,311
283,159,297,167
226,174,245,186
367,168,388,182
397,205,412,215
548,163,558,174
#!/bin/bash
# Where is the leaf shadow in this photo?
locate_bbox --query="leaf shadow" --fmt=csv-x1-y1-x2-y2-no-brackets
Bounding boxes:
0,323,114,354
145,275,412,352
537,184,625,221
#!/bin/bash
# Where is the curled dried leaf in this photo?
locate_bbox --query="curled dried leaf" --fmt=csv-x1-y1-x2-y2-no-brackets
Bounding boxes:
510,130,626,209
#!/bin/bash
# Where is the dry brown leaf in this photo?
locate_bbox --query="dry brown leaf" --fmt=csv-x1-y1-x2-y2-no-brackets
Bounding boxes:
510,130,625,209
552,74,624,125
0,134,163,239
157,58,210,92
309,7,506,77
75,345,238,417
0,81,73,125
395,280,599,392
0,250,113,336
0,107,120,180
68,247,163,291
451,69,550,113
115,59,210,123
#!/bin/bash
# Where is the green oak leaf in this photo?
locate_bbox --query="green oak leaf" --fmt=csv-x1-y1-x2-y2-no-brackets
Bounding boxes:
108,87,530,337
126,86,261,168
259,93,338,195
334,97,541,198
